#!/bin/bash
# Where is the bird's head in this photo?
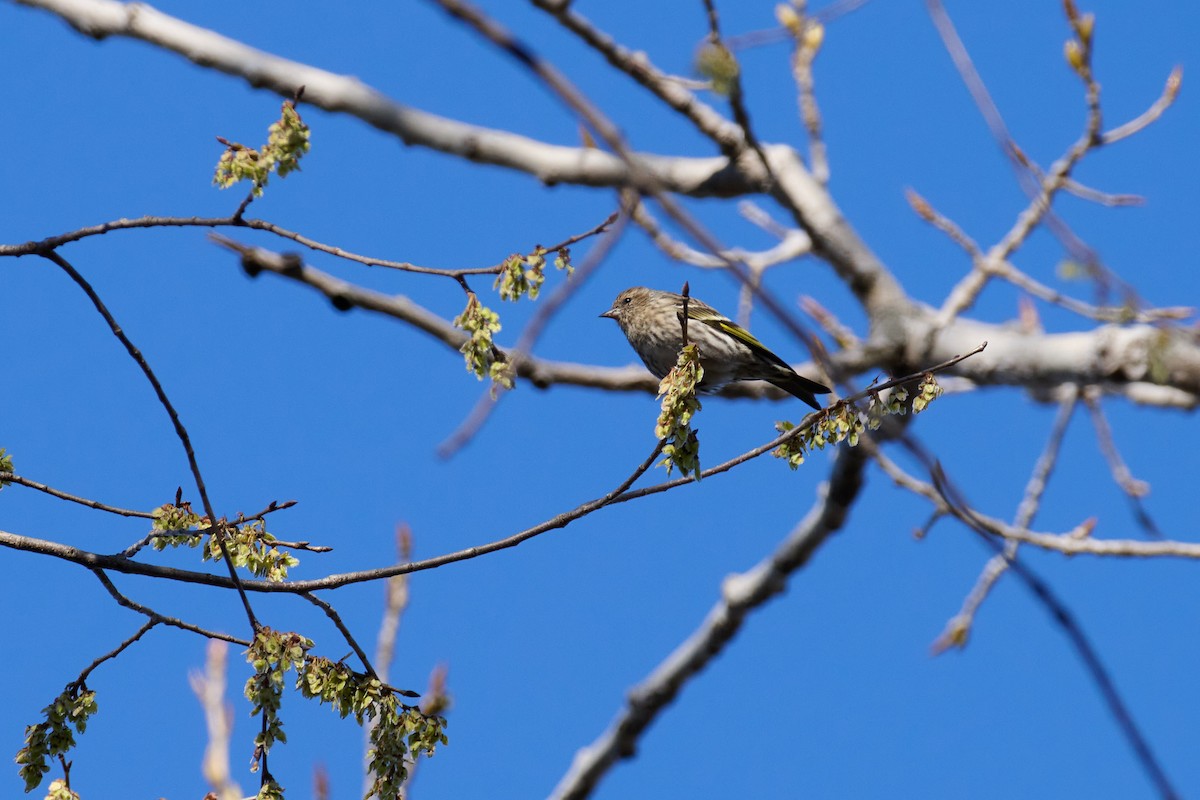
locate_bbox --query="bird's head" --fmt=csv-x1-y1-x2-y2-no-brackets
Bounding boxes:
600,286,653,327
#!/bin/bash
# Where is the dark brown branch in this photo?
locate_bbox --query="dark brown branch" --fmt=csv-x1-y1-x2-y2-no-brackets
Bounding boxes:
300,591,378,678
44,249,261,633
92,569,250,645
0,472,154,518
0,343,987,598
928,464,1180,800
74,619,157,687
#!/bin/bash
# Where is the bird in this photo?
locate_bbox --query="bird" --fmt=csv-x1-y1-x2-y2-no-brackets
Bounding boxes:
601,286,831,410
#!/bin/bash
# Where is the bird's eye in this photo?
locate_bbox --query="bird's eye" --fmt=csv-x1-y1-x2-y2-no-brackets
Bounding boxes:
622,297,631,305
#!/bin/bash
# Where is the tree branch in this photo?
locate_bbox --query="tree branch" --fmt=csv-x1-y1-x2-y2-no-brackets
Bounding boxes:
551,446,868,800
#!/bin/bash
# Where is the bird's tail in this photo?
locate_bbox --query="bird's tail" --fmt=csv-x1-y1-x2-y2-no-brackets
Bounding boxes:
768,371,831,410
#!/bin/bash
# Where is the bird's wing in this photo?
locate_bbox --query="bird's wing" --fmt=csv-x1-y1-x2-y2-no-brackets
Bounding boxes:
688,304,794,371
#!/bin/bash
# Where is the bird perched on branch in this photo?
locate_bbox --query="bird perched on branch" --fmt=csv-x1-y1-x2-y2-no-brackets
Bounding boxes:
601,286,831,410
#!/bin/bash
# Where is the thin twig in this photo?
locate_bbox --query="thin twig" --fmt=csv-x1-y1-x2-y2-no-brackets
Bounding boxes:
75,619,157,686
1082,387,1160,537
700,0,780,194
1102,66,1183,144
528,0,745,150
301,591,378,677
45,249,260,633
932,387,1079,653
230,499,299,525
905,188,984,260
629,198,811,271
800,296,859,349
1083,388,1150,499
0,473,154,518
0,346,987,596
929,463,1180,800
780,1,831,184
924,0,1031,183
1,212,615,279
990,260,1192,324
92,569,250,645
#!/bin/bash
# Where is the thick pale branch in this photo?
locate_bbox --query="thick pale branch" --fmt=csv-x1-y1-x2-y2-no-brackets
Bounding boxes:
12,0,908,322
11,0,764,196
210,236,859,398
215,237,1200,408
915,316,1200,406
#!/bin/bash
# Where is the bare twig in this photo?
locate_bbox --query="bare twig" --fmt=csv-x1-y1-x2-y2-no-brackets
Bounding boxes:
990,260,1192,324
867,445,1199,561
528,0,745,150
929,463,1180,800
800,295,859,349
1102,66,1183,144
924,0,1029,182
301,591,379,678
1082,388,1150,499
1082,387,1160,537
629,198,811,271
700,0,777,179
0,472,154,518
779,1,831,183
230,499,300,525
0,212,613,279
75,619,157,686
92,569,250,645
906,188,984,260
932,387,1079,654
44,250,260,633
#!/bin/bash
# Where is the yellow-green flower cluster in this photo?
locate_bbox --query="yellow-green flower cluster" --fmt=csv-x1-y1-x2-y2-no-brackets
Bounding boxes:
16,686,98,793
773,376,945,469
298,656,448,800
245,628,313,756
214,100,311,197
150,504,299,582
246,631,448,800
772,405,863,469
912,375,943,413
453,293,512,392
495,253,545,302
494,245,573,302
656,343,704,478
0,447,13,489
695,41,739,96
45,778,80,800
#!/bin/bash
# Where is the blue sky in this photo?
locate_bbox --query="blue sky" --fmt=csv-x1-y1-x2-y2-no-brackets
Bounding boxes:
2,1,1198,798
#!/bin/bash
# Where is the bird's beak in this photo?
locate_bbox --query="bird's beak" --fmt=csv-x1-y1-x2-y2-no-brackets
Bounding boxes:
600,309,617,319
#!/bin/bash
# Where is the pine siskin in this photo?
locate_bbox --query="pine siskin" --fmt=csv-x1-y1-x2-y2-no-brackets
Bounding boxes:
601,286,831,409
